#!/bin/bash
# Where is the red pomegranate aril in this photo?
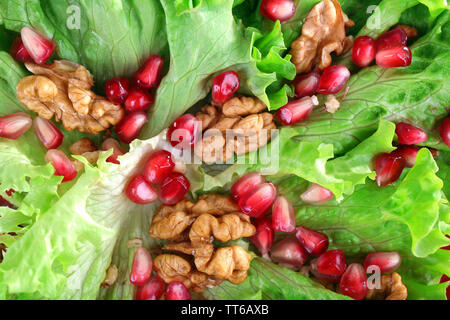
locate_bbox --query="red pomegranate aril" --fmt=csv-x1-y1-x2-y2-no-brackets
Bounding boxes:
231,172,265,201
251,217,274,259
105,78,130,105
396,122,428,145
376,45,412,68
0,196,13,208
352,36,376,68
295,226,329,257
135,276,165,300
275,96,319,126
33,117,63,149
272,196,296,233
440,117,450,148
10,37,32,63
315,250,347,278
165,281,191,300
160,172,190,205
310,258,342,283
238,182,277,218
125,174,158,205
212,71,240,103
270,237,308,267
260,0,296,22
376,28,408,52
292,72,320,98
375,153,405,187
167,114,200,149
144,150,175,184
133,55,164,89
124,87,154,113
317,65,350,95
102,138,125,164
20,26,55,65
0,112,32,140
339,263,368,300
300,184,334,204
439,274,450,300
363,251,401,274
45,149,77,182
130,247,153,286
115,111,148,144
391,145,419,168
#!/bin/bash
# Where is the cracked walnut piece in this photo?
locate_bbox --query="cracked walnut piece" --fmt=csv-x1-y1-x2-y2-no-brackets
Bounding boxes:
365,272,408,300
149,199,195,239
290,0,354,74
69,138,100,172
16,60,124,134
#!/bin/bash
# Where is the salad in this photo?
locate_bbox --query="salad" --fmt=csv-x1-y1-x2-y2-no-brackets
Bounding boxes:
0,0,448,301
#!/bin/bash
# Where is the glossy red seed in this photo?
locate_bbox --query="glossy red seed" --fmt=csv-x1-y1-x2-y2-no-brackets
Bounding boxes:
396,122,428,145
390,145,419,168
251,217,274,258
114,111,148,144
292,72,320,98
272,196,296,233
300,184,334,204
10,37,32,63
316,65,350,95
260,0,296,22
295,226,329,257
439,274,450,300
0,112,32,140
238,182,277,218
133,55,164,89
231,172,265,201
125,174,158,204
45,149,77,183
352,36,376,67
339,263,368,300
124,87,154,113
212,71,240,103
135,276,165,300
310,258,342,283
440,117,450,148
160,172,190,205
130,247,153,286
33,117,63,149
270,237,308,267
376,45,412,68
167,114,200,149
102,138,125,164
165,281,191,300
105,78,130,105
315,250,347,279
375,153,406,187
144,150,175,184
275,96,319,126
20,26,55,65
363,251,401,274
376,28,408,52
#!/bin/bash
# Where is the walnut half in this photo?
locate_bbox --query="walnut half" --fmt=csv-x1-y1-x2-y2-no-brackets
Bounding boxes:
365,272,408,300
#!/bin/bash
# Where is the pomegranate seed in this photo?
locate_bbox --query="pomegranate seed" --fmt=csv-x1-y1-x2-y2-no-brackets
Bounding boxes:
114,111,148,144
165,281,191,300
33,117,63,149
5,189,15,197
376,45,412,68
316,65,350,95
144,150,175,184
260,0,296,22
440,117,450,148
275,96,319,126
124,87,154,113
105,78,130,105
315,250,347,280
133,55,164,89
339,263,368,300
363,251,401,273
10,37,32,63
20,26,55,65
295,226,329,257
390,145,419,168
375,153,405,187
310,258,341,283
250,217,274,258
270,237,308,267
167,114,200,149
160,172,190,205
439,274,450,300
300,184,334,204
238,182,277,218
292,71,320,98
396,122,428,145
272,196,296,233
102,138,125,164
130,247,153,286
376,28,407,52
0,112,32,140
211,71,240,103
135,276,165,300
352,36,376,68
231,172,265,201
0,196,13,208
125,174,158,204
45,149,77,182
